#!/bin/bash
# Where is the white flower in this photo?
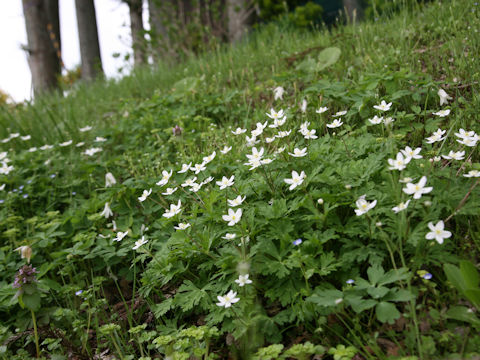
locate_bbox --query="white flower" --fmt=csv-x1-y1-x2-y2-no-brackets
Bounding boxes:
163,200,182,218
28,147,38,152
464,170,480,178
438,88,452,106
138,188,152,202
59,140,73,147
21,135,31,141
220,146,232,154
201,176,214,185
181,177,197,187
83,147,102,156
216,290,240,308
260,158,273,165
299,121,310,134
156,170,173,186
275,130,291,138
288,147,307,158
9,133,19,139
178,162,192,173
245,135,259,147
79,125,92,132
368,115,383,125
327,119,343,128
399,177,413,183
40,144,54,150
333,110,347,117
284,170,306,190
402,176,433,199
174,223,191,230
191,162,207,174
432,109,450,117
100,202,113,218
232,128,247,135
0,184,4,191
235,274,252,287
0,162,14,175
228,195,246,207
457,135,479,147
76,142,85,147
245,158,262,170
269,116,286,128
246,147,264,161
266,108,285,120
189,182,202,193
275,146,286,154
392,200,411,213
425,220,451,244
300,99,307,113
388,152,411,171
222,233,236,240
265,137,276,143
273,86,285,100
373,100,392,111
316,107,328,114
216,175,235,190
223,208,242,226
15,245,32,263
442,150,465,161
354,195,377,216
113,231,128,242
203,151,216,164
132,236,148,250
162,187,178,195
384,117,395,126
401,146,422,160
303,129,318,139
425,129,446,144
454,129,476,140
95,136,107,142
105,172,117,187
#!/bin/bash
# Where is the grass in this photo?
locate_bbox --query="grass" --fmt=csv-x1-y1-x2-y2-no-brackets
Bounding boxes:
0,1,479,359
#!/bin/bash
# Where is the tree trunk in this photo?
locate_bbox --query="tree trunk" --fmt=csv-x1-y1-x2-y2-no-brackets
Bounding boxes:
127,0,147,66
227,0,253,43
75,0,103,80
22,0,61,96
148,0,170,61
343,0,363,23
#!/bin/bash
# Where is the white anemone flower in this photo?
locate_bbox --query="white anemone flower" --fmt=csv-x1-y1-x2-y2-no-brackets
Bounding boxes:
303,129,318,139
354,195,377,216
221,146,232,154
235,274,253,287
373,100,392,111
432,109,450,117
163,200,182,218
384,117,395,126
232,128,247,135
327,119,343,128
178,162,192,173
138,188,152,202
284,170,306,190
425,129,446,144
105,172,117,187
464,170,480,178
162,187,177,195
425,220,451,244
84,147,102,156
333,110,347,117
156,170,173,186
216,175,235,190
222,233,236,240
368,115,383,125
216,290,240,308
275,130,291,138
401,146,422,160
223,208,242,226
442,150,465,161
203,151,216,164
392,200,411,213
269,117,286,128
388,152,411,171
228,195,246,207
316,107,328,114
59,140,73,147
181,177,197,187
190,162,207,174
402,176,433,199
100,202,113,218
79,125,92,132
438,89,452,106
132,236,148,250
246,147,264,161
266,108,285,120
300,99,307,113
113,231,128,242
174,223,191,230
273,86,285,100
288,147,307,158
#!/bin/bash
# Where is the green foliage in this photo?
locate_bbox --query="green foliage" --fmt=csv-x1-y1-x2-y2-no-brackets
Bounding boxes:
444,261,480,310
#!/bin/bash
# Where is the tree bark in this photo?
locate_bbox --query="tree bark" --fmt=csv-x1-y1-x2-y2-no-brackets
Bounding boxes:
75,0,103,80
343,0,363,23
22,0,61,96
227,0,253,42
126,0,147,66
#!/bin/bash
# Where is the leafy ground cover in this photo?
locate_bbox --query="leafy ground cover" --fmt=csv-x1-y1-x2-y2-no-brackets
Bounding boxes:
0,0,479,359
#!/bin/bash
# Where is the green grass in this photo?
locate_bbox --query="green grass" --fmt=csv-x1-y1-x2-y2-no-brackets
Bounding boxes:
0,1,479,359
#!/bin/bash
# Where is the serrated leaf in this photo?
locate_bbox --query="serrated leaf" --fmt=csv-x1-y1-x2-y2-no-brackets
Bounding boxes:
383,289,415,302
367,286,390,299
345,294,377,313
367,264,385,285
307,289,343,307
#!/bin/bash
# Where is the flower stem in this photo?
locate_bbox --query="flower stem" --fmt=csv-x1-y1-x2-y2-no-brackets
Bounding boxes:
31,309,40,358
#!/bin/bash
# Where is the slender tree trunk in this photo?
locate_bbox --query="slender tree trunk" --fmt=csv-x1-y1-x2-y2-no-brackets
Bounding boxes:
75,0,103,80
127,0,147,66
227,0,253,42
148,0,169,61
343,0,363,22
22,0,61,96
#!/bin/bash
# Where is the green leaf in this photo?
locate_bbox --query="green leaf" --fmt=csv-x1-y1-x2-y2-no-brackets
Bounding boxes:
367,286,390,299
345,294,377,313
316,47,341,71
376,302,400,324
307,289,343,307
23,292,41,312
367,264,385,285
446,306,480,326
459,260,480,289
444,263,467,295
378,267,410,286
464,289,480,309
383,289,415,302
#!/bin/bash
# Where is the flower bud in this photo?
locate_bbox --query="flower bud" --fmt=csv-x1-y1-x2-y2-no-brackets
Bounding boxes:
105,172,116,187
317,198,324,205
172,125,183,136
15,245,32,263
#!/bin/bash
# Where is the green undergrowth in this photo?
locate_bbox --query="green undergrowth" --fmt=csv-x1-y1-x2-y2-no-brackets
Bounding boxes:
0,0,479,359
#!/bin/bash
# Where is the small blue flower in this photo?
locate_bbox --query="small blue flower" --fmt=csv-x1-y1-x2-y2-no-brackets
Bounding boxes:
19,185,24,190
293,238,302,246
23,194,29,199
50,174,56,179
72,191,76,196
75,290,83,296
0,200,4,204
27,180,32,184
346,279,355,284
13,188,17,192
422,273,433,280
